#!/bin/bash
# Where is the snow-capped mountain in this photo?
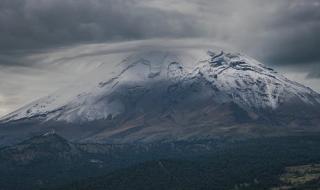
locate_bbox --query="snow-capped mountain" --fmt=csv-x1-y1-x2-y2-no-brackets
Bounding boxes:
1,47,320,144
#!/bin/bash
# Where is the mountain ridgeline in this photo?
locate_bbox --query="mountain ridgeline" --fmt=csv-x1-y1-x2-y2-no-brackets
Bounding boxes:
1,47,320,145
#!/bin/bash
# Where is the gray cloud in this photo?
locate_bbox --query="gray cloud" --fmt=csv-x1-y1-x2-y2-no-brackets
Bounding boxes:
0,0,202,51
253,1,320,65
0,0,319,70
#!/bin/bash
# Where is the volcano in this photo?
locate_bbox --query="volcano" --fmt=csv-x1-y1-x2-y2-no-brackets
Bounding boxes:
1,45,320,145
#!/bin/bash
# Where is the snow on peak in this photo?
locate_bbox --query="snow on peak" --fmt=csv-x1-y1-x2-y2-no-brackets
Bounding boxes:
1,48,320,123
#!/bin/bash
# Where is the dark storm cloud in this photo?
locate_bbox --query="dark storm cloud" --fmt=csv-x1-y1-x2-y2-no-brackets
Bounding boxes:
0,0,202,51
253,1,320,65
254,0,320,78
0,1,319,82
0,0,319,71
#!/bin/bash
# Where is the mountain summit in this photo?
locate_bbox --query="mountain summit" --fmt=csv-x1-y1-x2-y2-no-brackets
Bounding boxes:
1,47,320,144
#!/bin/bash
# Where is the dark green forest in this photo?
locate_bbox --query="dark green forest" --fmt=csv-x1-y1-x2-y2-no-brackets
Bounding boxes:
1,134,320,190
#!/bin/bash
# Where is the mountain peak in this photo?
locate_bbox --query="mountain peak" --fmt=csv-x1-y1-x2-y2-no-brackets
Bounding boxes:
0,46,320,144
2,47,320,123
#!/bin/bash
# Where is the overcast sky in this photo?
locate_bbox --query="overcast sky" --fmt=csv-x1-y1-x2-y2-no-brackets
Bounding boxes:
0,0,320,116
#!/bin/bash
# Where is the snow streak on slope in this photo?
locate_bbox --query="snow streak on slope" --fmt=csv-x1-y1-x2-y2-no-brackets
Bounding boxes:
1,48,320,123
